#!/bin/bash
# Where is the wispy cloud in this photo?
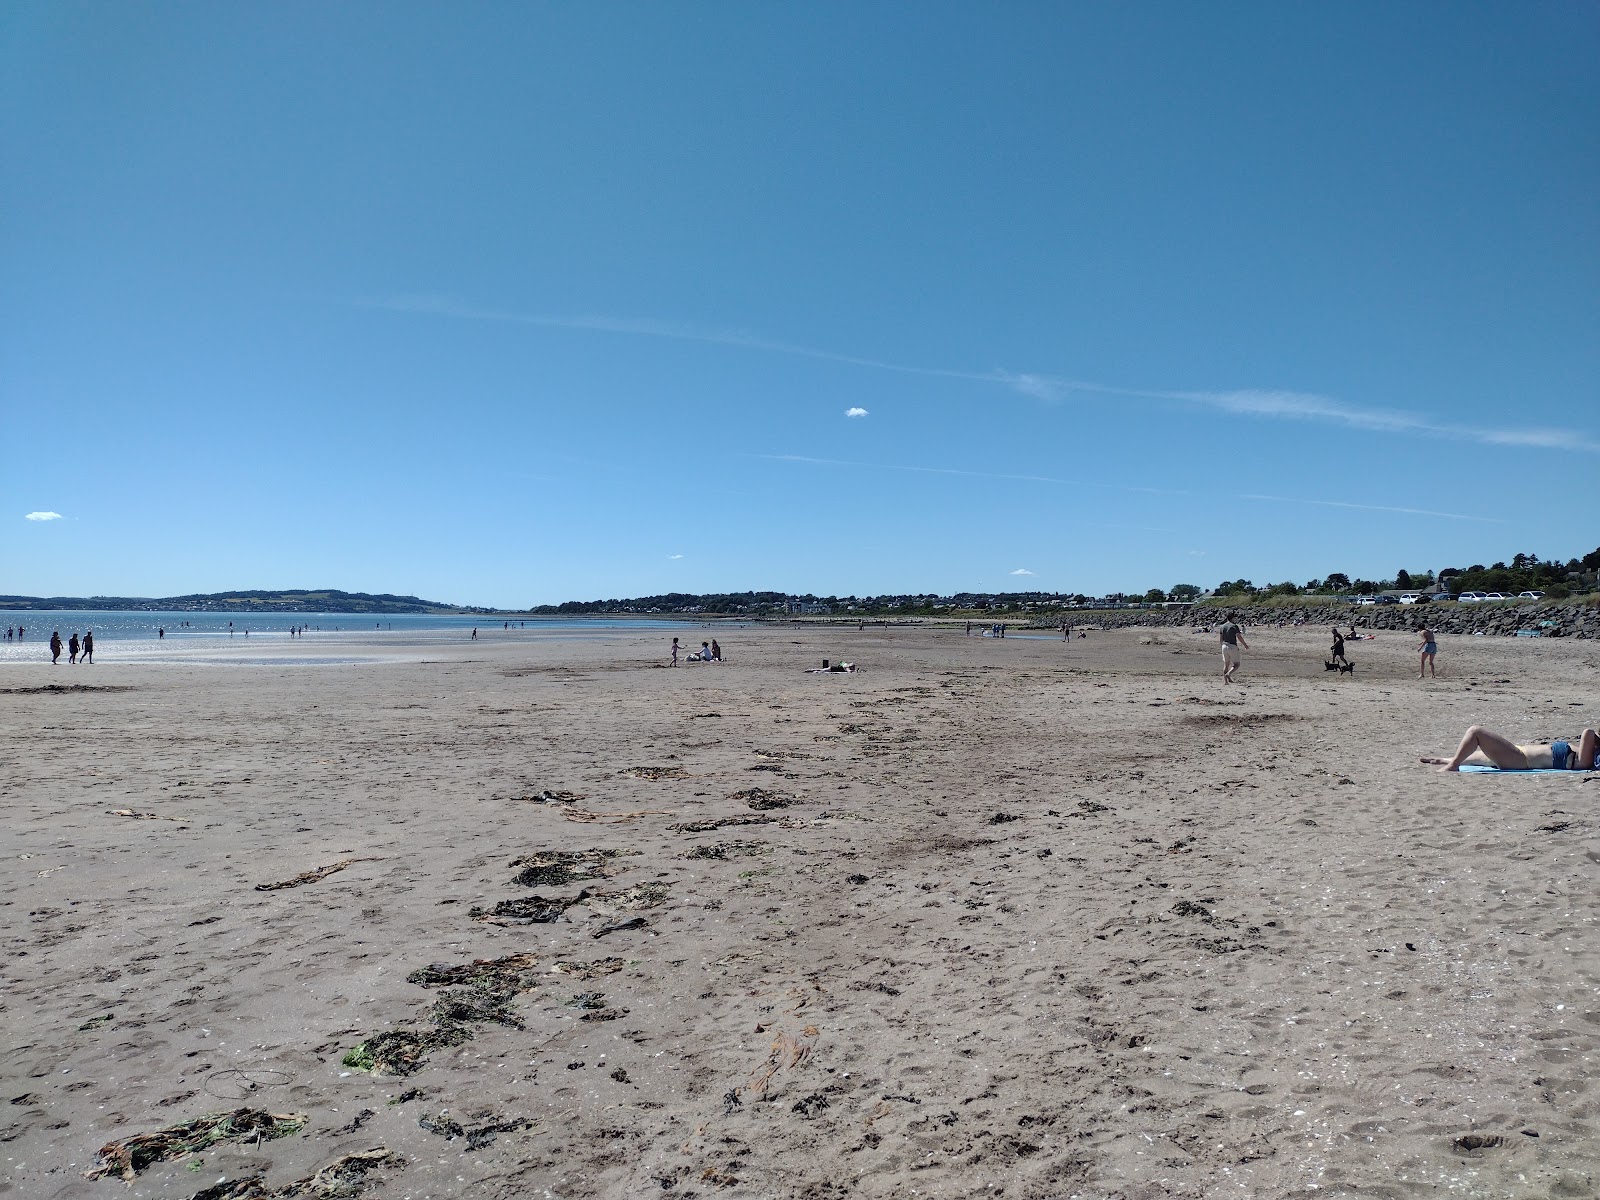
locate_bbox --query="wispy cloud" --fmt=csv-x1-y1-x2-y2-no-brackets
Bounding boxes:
667,553,684,560
362,295,1596,453
845,407,868,418
1009,567,1035,576
25,511,62,521
757,454,1185,496
1239,493,1503,523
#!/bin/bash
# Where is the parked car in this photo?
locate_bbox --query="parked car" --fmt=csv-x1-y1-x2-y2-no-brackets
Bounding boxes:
1374,595,1399,604
1398,593,1422,604
1428,593,1453,602
1457,591,1489,603
1353,596,1378,605
1518,590,1545,600
1484,592,1510,601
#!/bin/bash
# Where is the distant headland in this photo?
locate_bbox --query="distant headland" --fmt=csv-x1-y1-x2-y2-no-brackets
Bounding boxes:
0,590,494,615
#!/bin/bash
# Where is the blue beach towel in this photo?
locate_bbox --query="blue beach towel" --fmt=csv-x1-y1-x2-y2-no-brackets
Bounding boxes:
1458,765,1589,775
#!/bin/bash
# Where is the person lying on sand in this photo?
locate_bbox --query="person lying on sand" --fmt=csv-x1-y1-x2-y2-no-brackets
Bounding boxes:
1421,726,1598,772
805,659,856,673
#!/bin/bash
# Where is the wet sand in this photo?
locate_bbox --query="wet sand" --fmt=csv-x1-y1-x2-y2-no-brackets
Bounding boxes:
3,624,1598,1199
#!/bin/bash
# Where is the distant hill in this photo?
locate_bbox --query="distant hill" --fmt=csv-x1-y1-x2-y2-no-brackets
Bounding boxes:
0,589,492,614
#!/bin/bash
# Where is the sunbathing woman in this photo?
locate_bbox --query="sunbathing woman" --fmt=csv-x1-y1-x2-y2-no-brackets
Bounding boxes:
1422,726,1598,772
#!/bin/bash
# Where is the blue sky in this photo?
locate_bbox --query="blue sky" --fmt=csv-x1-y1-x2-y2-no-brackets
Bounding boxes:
3,2,1596,607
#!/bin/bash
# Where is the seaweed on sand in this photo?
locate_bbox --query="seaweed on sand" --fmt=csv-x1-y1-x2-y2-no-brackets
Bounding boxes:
405,953,541,992
620,765,689,780
191,1147,399,1199
469,891,590,925
684,841,769,861
341,1026,474,1076
85,1109,306,1181
508,849,624,888
428,987,523,1030
553,957,624,980
255,858,380,892
730,788,791,811
670,815,775,833
589,881,671,910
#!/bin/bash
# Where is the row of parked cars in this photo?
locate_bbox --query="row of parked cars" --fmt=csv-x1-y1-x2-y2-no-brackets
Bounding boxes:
1354,591,1546,605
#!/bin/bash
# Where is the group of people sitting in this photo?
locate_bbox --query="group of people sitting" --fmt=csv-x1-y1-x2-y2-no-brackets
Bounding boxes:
687,640,722,663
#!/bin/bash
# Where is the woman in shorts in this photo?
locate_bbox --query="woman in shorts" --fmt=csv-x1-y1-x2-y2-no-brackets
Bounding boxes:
1421,726,1597,772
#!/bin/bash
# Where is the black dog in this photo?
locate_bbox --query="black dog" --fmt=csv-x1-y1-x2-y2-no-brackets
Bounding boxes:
1323,659,1354,676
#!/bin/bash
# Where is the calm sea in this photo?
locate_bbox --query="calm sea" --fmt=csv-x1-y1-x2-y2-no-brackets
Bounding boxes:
0,611,706,666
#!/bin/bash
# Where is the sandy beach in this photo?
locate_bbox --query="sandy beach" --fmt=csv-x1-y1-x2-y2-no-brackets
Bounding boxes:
3,623,1597,1200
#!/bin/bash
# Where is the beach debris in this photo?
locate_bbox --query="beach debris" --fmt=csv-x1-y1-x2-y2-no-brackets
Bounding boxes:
684,840,769,861
470,892,590,925
255,858,380,892
513,790,586,805
689,712,723,719
591,881,672,910
592,916,648,939
509,849,627,887
553,957,625,980
565,991,608,1010
561,807,675,824
748,1025,820,1099
405,952,542,992
85,1109,307,1181
670,815,776,833
620,765,689,780
1453,1133,1509,1151
418,1112,465,1140
186,1146,397,1199
342,1026,473,1076
335,1109,374,1134
580,1007,628,1022
1064,800,1109,817
754,749,817,760
732,788,791,811
988,811,1020,825
791,1093,832,1118
428,987,523,1029
846,874,869,885
107,808,184,822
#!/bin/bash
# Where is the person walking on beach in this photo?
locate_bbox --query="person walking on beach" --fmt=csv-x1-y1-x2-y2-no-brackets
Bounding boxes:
670,636,680,666
1330,627,1347,667
471,627,478,640
1418,625,1438,679
68,633,80,664
82,630,94,663
50,631,62,664
1219,614,1248,684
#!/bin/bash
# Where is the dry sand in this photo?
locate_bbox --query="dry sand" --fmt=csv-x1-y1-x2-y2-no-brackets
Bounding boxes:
3,623,1598,1200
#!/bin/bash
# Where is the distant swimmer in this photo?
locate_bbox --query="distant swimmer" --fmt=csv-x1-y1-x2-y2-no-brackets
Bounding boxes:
159,627,164,638
1422,726,1598,773
50,631,62,664
82,630,94,663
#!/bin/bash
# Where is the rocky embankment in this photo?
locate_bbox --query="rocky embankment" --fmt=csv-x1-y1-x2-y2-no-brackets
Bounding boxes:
1045,599,1600,639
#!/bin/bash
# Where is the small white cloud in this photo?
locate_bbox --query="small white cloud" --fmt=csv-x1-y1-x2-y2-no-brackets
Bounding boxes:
667,553,684,559
1187,550,1206,557
26,511,63,521
845,407,868,418
1009,567,1034,576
